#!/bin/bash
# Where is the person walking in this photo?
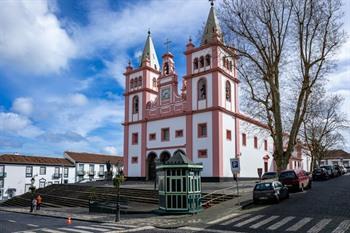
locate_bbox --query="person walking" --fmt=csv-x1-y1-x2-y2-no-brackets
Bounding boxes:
36,194,42,210
31,198,37,213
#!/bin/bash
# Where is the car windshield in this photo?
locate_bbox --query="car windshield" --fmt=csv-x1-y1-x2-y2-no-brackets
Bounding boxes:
262,172,276,178
279,171,296,179
254,183,274,191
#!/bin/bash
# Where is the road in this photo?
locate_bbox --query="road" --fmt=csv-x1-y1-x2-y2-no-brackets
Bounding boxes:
0,211,153,233
137,173,350,233
1,174,349,233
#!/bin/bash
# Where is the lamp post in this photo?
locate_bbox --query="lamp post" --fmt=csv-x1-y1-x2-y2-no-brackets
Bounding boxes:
113,162,124,222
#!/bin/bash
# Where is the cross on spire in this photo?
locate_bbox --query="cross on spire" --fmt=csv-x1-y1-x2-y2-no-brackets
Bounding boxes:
164,38,172,53
209,0,215,6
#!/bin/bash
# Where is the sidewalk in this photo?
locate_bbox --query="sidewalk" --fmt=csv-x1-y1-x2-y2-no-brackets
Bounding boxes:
0,191,254,229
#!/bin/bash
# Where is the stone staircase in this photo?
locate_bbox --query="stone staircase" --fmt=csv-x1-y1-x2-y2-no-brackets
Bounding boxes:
0,184,235,209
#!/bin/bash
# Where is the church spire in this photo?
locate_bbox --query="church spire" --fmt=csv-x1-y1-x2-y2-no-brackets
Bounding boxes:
140,30,160,71
201,2,223,45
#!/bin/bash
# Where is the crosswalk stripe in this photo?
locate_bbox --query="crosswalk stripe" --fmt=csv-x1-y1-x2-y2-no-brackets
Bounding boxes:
234,215,265,227
307,219,332,233
332,220,350,233
107,226,155,233
267,216,295,230
250,216,279,229
40,228,66,233
208,213,239,224
90,225,124,230
58,228,91,233
74,226,109,232
220,214,252,225
27,224,39,227
286,217,313,231
101,223,136,228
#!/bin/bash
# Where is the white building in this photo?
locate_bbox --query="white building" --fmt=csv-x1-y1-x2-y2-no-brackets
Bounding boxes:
64,151,123,182
320,150,350,169
123,4,309,180
0,154,75,200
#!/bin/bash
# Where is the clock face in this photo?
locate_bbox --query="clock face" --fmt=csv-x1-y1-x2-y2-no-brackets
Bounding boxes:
161,88,170,100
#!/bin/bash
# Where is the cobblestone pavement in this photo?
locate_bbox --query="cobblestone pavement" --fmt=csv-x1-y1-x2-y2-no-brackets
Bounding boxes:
184,173,350,233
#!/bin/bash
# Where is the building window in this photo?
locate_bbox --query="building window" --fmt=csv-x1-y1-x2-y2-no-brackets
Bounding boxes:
242,133,247,146
138,76,142,87
193,58,199,69
225,80,231,102
153,78,157,87
132,133,138,145
175,130,183,138
161,128,170,141
130,79,134,89
229,60,233,71
149,133,156,141
78,164,84,172
25,166,33,177
132,96,139,114
198,123,207,138
205,54,211,66
99,165,104,172
264,140,268,151
40,166,46,175
89,164,94,174
254,136,258,149
54,167,60,176
198,78,207,100
131,157,138,164
64,167,69,178
222,57,226,68
226,130,232,140
198,150,208,158
199,56,204,68
0,179,4,188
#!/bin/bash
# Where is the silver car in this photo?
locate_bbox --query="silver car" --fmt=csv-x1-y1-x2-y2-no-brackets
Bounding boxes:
253,181,289,204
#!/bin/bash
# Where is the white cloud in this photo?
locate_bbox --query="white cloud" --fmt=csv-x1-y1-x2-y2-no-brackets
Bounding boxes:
0,112,43,137
103,146,118,155
69,93,88,106
0,0,76,74
12,97,33,115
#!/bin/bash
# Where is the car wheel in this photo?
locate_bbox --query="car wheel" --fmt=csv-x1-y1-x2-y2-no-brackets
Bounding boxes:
253,198,258,204
286,192,290,199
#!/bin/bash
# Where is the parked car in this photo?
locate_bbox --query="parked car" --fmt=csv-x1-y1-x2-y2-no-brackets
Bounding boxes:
312,168,329,180
333,165,343,176
253,181,289,204
279,169,311,191
340,165,347,174
321,165,337,178
261,172,278,180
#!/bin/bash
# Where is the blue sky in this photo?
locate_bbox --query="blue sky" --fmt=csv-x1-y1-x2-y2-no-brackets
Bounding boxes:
0,0,349,157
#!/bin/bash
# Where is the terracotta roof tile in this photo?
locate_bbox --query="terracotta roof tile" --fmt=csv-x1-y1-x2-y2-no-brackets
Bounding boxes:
325,150,350,159
65,151,123,165
0,154,74,166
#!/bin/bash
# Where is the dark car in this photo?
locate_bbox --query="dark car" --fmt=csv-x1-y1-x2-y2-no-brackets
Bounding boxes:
320,165,337,178
253,181,289,204
261,172,278,180
333,165,344,176
312,168,329,180
279,169,311,191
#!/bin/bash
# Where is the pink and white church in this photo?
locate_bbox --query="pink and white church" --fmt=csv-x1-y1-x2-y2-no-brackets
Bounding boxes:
122,4,309,181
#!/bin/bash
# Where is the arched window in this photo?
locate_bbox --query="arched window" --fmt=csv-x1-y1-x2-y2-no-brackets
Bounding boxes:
229,61,233,71
222,57,226,68
205,54,211,66
132,96,139,114
199,56,204,68
198,78,207,100
138,76,142,87
225,80,231,102
130,79,134,89
164,62,169,74
152,78,157,87
193,58,199,69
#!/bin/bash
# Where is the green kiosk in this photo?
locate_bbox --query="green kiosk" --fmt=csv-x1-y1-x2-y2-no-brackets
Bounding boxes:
156,149,203,214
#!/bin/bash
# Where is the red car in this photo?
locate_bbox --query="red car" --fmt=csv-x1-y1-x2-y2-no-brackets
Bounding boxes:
278,169,312,191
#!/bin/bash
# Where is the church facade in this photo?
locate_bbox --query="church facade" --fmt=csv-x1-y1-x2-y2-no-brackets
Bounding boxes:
123,5,308,180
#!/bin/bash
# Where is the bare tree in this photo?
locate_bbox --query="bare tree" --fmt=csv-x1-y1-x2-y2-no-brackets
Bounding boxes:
220,0,345,171
301,90,348,170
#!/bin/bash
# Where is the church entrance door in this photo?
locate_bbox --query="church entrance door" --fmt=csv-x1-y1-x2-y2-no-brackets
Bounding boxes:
147,153,157,181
